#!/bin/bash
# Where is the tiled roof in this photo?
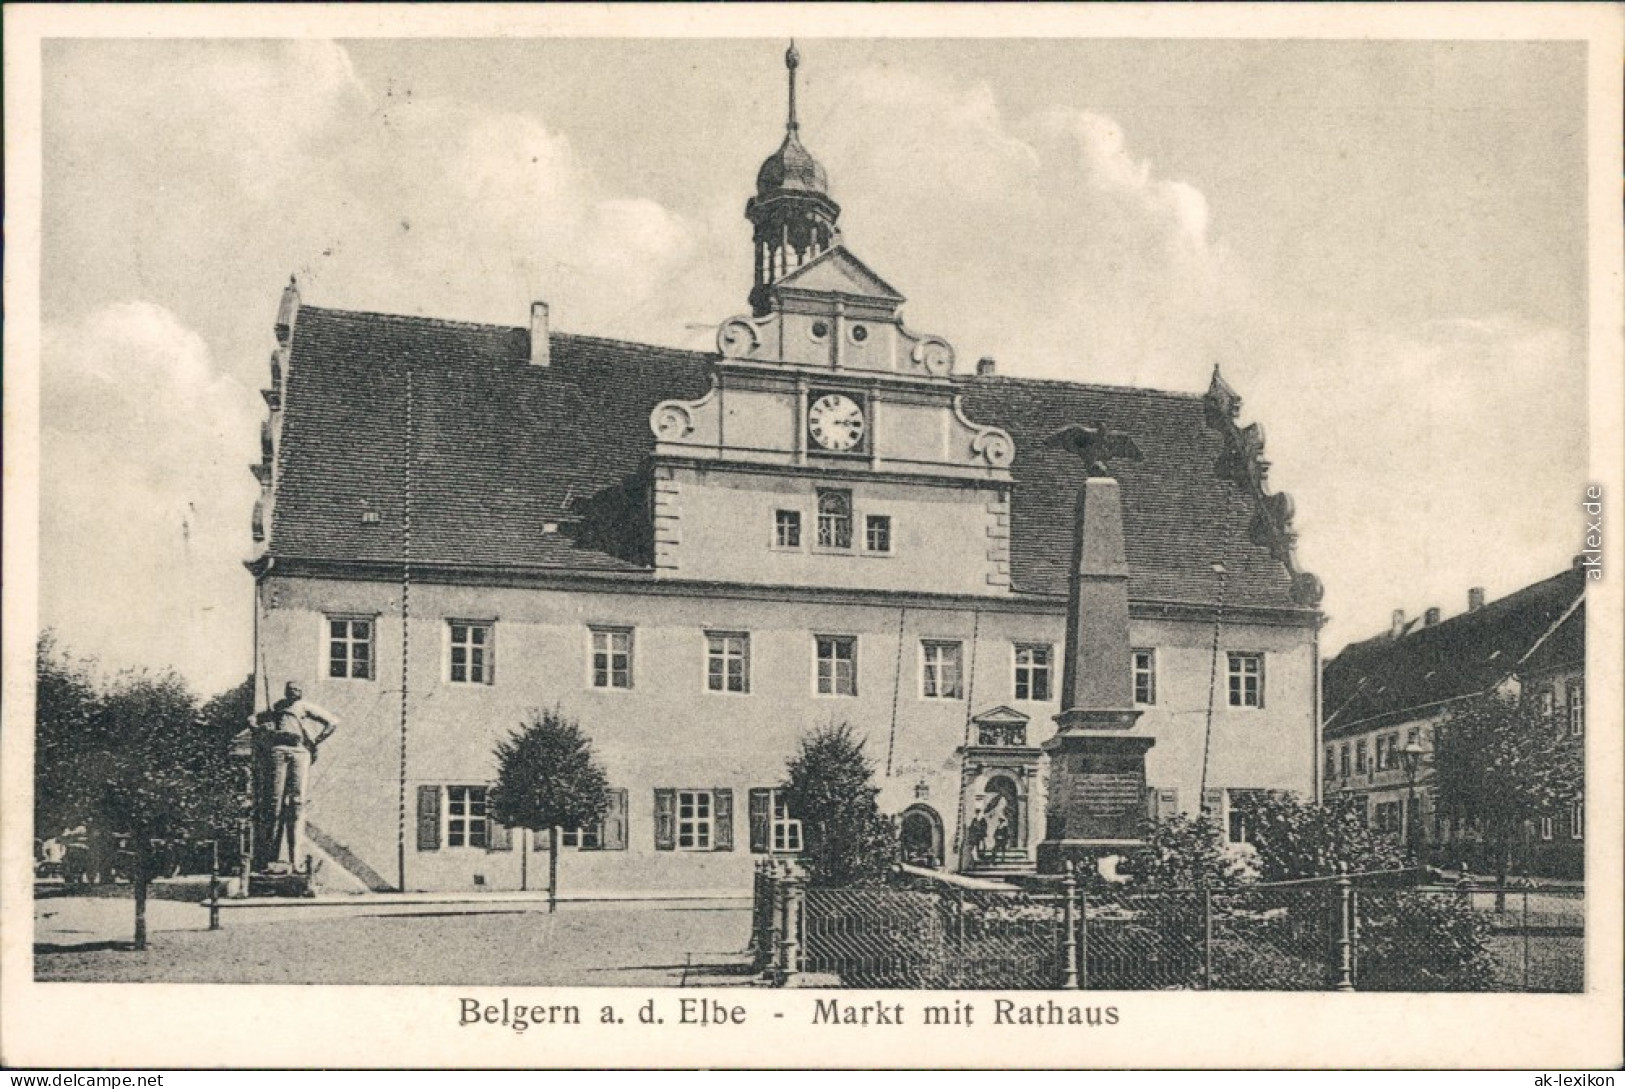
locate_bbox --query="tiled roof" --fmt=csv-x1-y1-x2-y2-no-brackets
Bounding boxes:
1321,567,1586,736
269,306,1310,612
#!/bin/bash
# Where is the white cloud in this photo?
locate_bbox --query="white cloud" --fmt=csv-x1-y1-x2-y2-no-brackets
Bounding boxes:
814,69,1241,387
282,93,703,341
1243,311,1586,653
37,44,1587,693
41,303,263,694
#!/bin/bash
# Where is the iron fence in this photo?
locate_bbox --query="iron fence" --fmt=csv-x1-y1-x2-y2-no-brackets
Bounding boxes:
749,863,1583,992
1354,886,1582,993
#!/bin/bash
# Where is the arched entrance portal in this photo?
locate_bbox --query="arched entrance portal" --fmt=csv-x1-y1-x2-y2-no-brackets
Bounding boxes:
899,805,944,869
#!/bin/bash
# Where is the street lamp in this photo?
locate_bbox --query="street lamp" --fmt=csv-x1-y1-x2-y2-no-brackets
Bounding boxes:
1398,739,1427,869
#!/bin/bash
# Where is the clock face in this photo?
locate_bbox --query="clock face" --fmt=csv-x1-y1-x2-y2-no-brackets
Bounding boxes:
807,393,867,452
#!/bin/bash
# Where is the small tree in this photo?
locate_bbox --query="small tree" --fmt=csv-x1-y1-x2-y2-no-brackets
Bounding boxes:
1237,793,1405,884
35,633,101,845
61,666,232,949
1122,813,1249,889
1432,690,1583,901
781,722,898,887
489,709,609,910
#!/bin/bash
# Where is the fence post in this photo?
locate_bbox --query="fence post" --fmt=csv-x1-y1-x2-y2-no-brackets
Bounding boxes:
954,888,966,981
766,868,785,980
1202,888,1213,990
1078,885,1089,991
208,840,222,931
1521,887,1530,991
1060,872,1080,990
777,877,804,987
749,862,765,965
1331,863,1355,992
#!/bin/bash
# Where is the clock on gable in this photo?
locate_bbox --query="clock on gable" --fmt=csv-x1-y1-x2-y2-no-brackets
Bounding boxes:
807,391,867,453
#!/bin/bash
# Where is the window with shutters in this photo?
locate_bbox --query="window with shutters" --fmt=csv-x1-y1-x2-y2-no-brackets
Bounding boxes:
416,785,511,851
749,788,803,853
1567,681,1584,736
552,788,629,851
1013,643,1053,702
678,790,712,849
1325,746,1337,781
589,627,634,690
1340,744,1351,778
706,632,750,694
1355,739,1368,773
327,616,374,680
447,786,489,848
447,621,494,684
654,788,734,852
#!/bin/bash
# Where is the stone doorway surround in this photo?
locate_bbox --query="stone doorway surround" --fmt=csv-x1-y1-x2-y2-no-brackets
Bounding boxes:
955,705,1043,874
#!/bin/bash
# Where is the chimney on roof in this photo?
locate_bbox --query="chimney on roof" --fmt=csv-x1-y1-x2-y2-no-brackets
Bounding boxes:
1390,609,1406,639
1468,586,1485,612
1424,607,1441,627
274,275,300,348
977,357,997,376
529,301,551,367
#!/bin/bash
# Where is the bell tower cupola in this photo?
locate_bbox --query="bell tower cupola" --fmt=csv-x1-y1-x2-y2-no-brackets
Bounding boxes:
747,42,842,316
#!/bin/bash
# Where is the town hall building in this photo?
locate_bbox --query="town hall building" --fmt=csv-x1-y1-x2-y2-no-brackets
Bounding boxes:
248,46,1325,893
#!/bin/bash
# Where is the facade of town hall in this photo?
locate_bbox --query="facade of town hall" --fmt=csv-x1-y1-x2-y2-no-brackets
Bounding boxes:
248,50,1326,893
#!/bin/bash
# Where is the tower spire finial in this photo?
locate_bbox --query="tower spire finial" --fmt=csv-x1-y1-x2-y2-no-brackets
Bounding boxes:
785,40,800,133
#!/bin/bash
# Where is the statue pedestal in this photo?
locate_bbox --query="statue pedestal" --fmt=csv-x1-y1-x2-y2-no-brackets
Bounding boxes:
1037,709,1152,875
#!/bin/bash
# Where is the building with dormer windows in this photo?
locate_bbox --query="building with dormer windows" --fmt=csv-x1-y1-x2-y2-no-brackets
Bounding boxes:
1322,567,1585,878
247,47,1325,894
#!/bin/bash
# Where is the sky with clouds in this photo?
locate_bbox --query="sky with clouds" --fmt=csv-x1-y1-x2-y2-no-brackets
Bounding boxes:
38,36,1590,695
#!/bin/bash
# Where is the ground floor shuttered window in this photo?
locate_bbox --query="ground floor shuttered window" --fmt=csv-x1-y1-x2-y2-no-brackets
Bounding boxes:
538,789,629,851
416,785,512,851
748,788,803,854
654,788,734,851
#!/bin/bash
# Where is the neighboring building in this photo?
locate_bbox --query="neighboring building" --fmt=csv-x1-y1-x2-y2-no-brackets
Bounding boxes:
247,48,1324,893
1321,568,1586,878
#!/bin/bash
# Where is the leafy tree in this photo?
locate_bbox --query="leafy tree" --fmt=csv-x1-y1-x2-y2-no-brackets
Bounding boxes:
37,638,237,948
1234,793,1405,883
1431,690,1583,900
1121,813,1250,889
35,633,101,843
780,722,898,887
489,709,609,909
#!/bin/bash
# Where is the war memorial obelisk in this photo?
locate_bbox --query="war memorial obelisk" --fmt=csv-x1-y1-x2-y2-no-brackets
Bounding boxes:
1036,425,1155,874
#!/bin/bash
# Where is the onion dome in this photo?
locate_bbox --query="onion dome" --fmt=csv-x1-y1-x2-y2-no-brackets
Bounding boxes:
745,42,842,316
756,130,830,197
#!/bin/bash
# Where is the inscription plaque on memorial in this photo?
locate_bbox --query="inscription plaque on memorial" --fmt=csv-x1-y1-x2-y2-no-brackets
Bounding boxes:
1058,754,1146,840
